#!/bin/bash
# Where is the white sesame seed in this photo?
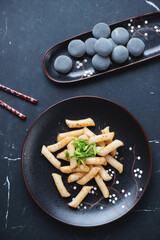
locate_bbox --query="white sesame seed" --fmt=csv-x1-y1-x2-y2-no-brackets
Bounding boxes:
122,189,125,193
154,26,158,29
73,186,77,190
139,188,143,191
122,205,125,208
125,194,128,197
140,170,143,174
112,200,115,204
144,33,148,36
100,206,103,209
128,192,131,196
128,23,131,26
109,199,112,202
131,26,134,29
94,187,97,190
137,168,140,171
137,156,141,160
112,194,116,197
115,197,118,201
145,20,148,24
137,25,141,28
134,169,137,173
84,206,87,209
135,173,138,177
138,175,141,178
130,30,134,33
156,29,159,32
116,180,119,184
129,147,132,151
130,19,133,22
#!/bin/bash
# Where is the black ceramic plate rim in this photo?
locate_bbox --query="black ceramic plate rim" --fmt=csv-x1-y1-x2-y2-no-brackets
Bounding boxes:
21,96,152,227
42,11,160,84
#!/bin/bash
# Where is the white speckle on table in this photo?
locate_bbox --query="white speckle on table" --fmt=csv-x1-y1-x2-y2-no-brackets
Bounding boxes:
122,205,125,208
84,59,87,63
145,0,160,11
140,170,143,174
139,188,143,191
94,187,97,190
137,25,141,28
91,190,95,194
144,33,148,36
73,186,77,190
134,169,137,173
116,180,119,184
109,199,112,202
121,189,125,193
150,91,154,94
4,176,10,228
84,206,87,209
112,194,116,197
110,174,113,177
130,29,134,33
79,63,82,67
72,198,75,201
137,156,141,160
114,156,117,159
115,197,118,201
125,194,128,198
149,140,159,144
9,41,11,45
137,168,140,171
130,19,133,22
138,175,141,178
145,20,148,24
128,23,131,26
116,152,119,155
109,195,112,198
100,206,103,209
4,157,21,162
128,192,131,196
112,200,115,204
78,206,80,209
129,147,132,151
154,26,158,29
135,173,138,177
131,26,134,29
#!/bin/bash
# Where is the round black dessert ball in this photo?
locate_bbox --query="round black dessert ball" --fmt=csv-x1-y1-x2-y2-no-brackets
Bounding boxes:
111,27,129,45
94,38,113,57
92,22,111,39
92,54,111,71
108,38,117,49
85,38,97,56
127,38,145,57
54,55,73,74
68,39,85,58
112,45,129,63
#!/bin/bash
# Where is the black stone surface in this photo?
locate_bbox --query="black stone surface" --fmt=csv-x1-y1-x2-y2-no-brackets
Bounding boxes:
0,0,160,239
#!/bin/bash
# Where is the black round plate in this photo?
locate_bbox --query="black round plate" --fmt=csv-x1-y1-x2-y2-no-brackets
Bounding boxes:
21,96,152,227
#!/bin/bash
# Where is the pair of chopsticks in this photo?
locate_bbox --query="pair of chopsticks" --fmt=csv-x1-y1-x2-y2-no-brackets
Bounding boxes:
0,84,37,120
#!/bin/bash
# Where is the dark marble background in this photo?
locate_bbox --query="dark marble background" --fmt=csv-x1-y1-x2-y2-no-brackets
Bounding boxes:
0,0,160,239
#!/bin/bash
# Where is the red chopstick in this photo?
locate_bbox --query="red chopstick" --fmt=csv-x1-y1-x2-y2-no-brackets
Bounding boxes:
0,84,37,103
0,100,26,120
